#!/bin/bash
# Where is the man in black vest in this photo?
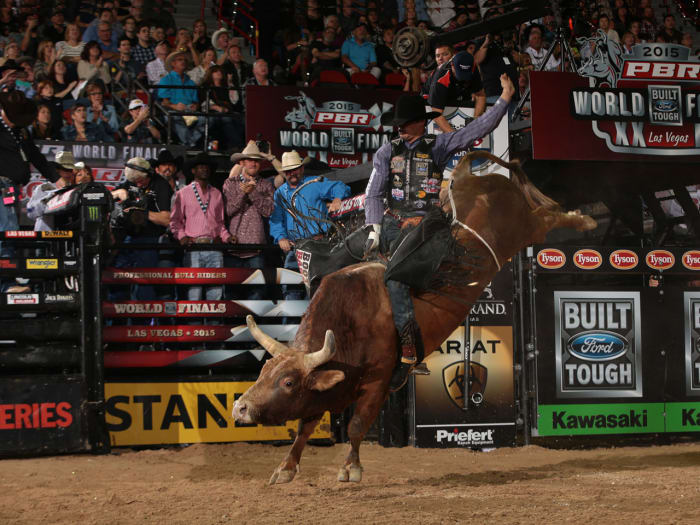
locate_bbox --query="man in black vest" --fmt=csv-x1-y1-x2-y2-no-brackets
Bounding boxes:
364,74,514,390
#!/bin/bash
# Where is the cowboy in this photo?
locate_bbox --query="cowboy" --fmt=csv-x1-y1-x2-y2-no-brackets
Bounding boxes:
0,90,58,259
224,140,277,271
270,150,350,291
26,151,76,232
364,73,515,390
170,153,235,303
157,49,205,148
151,148,184,193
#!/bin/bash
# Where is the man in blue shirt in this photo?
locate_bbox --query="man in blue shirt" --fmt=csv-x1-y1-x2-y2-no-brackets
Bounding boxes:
270,150,350,299
157,50,205,148
364,73,515,390
341,23,380,79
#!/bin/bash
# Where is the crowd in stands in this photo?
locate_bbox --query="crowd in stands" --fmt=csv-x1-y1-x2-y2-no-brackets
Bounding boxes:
0,0,693,154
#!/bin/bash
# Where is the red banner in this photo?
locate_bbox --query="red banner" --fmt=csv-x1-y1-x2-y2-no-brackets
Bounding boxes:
101,267,261,284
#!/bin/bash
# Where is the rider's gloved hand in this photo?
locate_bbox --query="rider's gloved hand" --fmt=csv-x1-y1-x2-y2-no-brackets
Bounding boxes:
364,224,381,258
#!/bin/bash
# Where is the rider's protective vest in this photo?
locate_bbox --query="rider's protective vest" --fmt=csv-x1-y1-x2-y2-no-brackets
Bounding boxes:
387,135,444,215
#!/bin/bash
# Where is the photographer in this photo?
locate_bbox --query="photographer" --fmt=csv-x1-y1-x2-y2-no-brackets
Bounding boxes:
474,34,519,117
110,157,173,307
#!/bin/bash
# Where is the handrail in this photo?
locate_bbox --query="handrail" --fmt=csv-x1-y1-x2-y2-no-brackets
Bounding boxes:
216,0,259,57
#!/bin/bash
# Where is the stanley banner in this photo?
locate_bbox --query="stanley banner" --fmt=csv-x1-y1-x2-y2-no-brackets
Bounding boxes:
412,263,516,448
105,381,331,446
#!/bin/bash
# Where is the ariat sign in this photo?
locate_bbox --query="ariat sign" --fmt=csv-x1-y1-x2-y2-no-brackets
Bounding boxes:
645,250,675,270
573,249,602,269
683,292,700,396
537,248,566,269
554,291,642,398
609,249,639,270
435,428,494,446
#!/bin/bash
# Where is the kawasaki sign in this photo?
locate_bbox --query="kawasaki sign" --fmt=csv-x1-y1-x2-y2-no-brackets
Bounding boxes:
537,402,700,435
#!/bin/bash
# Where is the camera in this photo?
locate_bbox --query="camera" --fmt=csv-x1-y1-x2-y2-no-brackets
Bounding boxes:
110,186,150,236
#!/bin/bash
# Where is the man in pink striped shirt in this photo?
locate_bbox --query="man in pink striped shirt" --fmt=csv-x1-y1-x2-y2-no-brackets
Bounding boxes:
170,153,236,302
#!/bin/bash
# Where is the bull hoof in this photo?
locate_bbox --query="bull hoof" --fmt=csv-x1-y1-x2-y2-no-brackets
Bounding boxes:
268,466,297,485
337,465,363,483
337,466,349,482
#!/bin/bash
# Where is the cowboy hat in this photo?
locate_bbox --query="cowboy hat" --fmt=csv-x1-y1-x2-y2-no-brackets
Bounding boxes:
278,150,311,172
211,28,231,49
165,50,188,71
380,94,440,127
230,140,275,163
0,89,36,128
151,148,183,170
51,151,76,171
184,152,218,180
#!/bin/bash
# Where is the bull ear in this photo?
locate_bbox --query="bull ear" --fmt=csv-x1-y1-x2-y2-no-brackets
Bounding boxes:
306,370,345,391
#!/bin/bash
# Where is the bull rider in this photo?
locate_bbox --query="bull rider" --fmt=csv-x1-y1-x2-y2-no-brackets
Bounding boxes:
364,73,515,390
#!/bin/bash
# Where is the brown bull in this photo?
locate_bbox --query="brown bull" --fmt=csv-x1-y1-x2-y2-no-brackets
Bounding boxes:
232,151,596,484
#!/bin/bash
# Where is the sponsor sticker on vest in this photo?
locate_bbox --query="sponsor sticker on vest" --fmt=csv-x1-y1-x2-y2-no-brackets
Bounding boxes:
554,291,642,398
573,249,602,269
391,188,404,200
645,249,675,270
609,249,639,270
390,156,405,172
682,250,700,270
537,248,566,269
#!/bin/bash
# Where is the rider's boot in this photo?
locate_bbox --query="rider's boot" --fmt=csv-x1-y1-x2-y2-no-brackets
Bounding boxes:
389,319,423,391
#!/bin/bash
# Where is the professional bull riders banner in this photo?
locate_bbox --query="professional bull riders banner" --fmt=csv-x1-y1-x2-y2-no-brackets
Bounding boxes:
532,245,700,436
105,380,331,446
530,39,700,161
412,263,516,448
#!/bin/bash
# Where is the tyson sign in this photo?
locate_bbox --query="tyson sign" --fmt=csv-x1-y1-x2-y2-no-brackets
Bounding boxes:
573,249,602,269
645,250,675,270
537,248,566,269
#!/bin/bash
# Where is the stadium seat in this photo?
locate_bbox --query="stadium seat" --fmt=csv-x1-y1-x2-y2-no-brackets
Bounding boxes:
318,70,349,86
384,72,406,89
134,90,149,104
350,72,380,87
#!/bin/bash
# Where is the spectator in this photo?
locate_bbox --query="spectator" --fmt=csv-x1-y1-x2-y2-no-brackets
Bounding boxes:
146,39,169,86
323,14,344,47
640,7,656,42
419,43,454,99
658,14,682,44
95,21,119,60
152,148,184,193
282,16,312,79
341,23,381,79
516,70,530,119
242,58,276,108
224,141,276,271
15,56,35,98
85,81,119,137
211,27,231,62
28,102,60,139
187,47,215,85
131,21,155,67
150,23,166,46
110,156,173,308
74,162,93,184
338,2,358,35
629,20,645,44
121,97,160,142
306,0,324,36
310,26,342,79
129,0,145,24
122,16,137,45
524,26,560,71
48,59,79,102
61,102,113,142
474,34,519,114
33,40,56,81
200,65,243,150
429,51,487,132
0,40,19,67
621,32,635,54
375,27,399,77
78,40,111,85
82,7,122,46
221,44,251,93
173,28,199,67
56,23,85,65
614,7,630,33
157,50,206,148
598,14,620,44
366,8,383,45
108,36,146,86
170,152,234,302
681,32,694,51
20,14,40,58
192,19,209,54
35,79,63,137
42,10,66,43
270,150,350,284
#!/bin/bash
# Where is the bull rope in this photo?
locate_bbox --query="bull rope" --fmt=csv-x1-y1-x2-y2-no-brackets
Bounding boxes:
447,178,501,272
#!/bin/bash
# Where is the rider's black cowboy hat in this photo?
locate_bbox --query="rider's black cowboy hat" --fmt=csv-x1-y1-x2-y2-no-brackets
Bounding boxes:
0,89,37,128
380,94,441,127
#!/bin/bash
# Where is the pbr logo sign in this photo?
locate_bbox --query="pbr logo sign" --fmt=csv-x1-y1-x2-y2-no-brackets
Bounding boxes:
573,34,700,155
683,292,700,396
281,91,392,167
554,291,642,398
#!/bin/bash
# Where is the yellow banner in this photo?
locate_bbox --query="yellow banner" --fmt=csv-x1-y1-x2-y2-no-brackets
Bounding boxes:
26,258,58,269
41,231,73,238
105,381,332,446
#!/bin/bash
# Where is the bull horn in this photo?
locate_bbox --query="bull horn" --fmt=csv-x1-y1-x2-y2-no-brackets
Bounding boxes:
303,330,336,370
246,315,288,357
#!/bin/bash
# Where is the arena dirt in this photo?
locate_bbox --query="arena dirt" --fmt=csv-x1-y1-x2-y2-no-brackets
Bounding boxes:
1,441,699,524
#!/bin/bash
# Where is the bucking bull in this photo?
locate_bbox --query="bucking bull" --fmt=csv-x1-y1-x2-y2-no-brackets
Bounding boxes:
233,151,596,484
